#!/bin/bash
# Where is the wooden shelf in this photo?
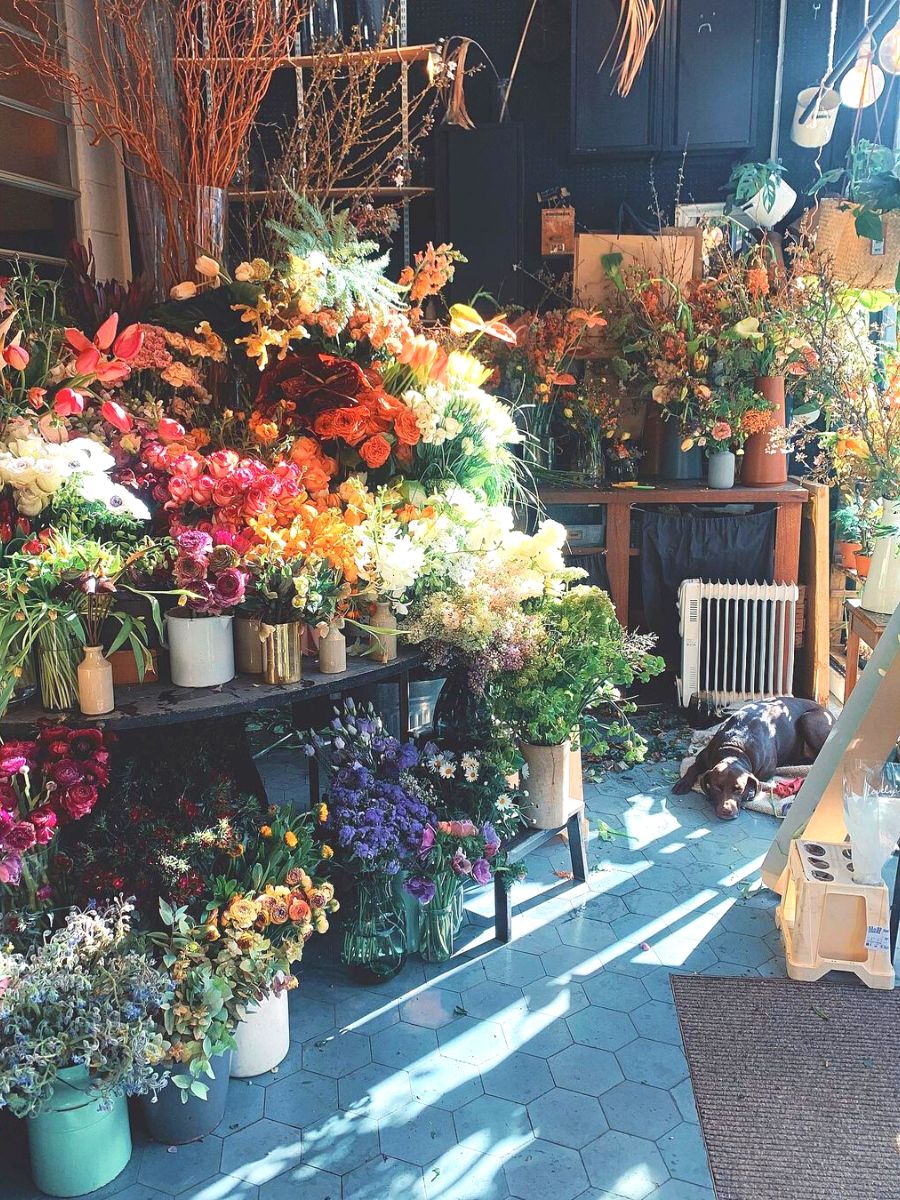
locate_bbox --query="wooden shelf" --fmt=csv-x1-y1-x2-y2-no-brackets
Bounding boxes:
230,186,434,202
539,479,809,506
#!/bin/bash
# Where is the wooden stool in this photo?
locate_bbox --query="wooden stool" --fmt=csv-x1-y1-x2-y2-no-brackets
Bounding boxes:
845,598,888,701
776,837,894,990
494,804,588,943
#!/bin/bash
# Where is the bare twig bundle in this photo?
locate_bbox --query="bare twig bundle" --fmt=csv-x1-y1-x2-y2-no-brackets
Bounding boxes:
603,0,666,98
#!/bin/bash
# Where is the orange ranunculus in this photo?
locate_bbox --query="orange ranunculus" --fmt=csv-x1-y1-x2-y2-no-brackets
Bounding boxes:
288,896,311,922
332,408,367,446
393,407,421,447
358,433,392,469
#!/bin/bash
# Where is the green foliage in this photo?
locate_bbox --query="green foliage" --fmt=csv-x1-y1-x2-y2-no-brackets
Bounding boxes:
726,159,786,212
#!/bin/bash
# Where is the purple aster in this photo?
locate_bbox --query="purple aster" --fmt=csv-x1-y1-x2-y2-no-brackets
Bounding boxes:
472,858,492,886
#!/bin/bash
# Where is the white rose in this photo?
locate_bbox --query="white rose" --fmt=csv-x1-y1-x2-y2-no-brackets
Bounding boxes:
32,459,66,494
2,458,38,487
15,486,47,516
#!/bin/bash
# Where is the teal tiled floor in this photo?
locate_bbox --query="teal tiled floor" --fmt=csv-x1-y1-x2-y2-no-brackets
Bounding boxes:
6,754,792,1200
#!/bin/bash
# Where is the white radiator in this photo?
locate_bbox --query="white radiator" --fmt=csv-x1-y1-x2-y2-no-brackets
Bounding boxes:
677,579,799,708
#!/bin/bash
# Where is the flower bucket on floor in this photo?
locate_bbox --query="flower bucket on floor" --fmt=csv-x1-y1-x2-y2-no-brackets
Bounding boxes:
141,1050,232,1144
166,613,234,687
231,984,290,1078
27,1067,132,1197
519,739,572,829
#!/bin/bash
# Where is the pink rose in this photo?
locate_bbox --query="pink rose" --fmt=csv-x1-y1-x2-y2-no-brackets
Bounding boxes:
212,478,240,507
191,476,216,506
167,477,193,506
207,449,240,479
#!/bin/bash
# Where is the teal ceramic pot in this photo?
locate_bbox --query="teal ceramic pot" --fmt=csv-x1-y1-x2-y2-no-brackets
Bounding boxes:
707,450,736,489
27,1066,132,1197
658,422,702,480
140,1050,232,1144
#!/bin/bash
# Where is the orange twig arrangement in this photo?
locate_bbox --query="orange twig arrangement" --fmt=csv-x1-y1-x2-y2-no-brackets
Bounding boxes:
603,0,666,97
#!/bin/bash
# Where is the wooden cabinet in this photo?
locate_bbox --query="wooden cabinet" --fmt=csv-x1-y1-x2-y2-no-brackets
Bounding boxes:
571,0,768,156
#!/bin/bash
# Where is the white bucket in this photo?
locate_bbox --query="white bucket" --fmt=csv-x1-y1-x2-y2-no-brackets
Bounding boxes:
165,612,235,688
861,499,900,616
790,86,840,148
231,985,290,1077
741,179,797,229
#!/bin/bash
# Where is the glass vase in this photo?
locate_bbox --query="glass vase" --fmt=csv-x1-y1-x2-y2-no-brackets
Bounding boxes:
342,872,407,984
419,876,463,963
432,666,493,749
36,620,79,712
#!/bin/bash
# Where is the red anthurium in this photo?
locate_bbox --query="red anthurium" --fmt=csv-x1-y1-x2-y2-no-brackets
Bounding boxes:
100,399,132,432
113,323,143,361
94,313,119,352
53,387,85,417
158,417,185,444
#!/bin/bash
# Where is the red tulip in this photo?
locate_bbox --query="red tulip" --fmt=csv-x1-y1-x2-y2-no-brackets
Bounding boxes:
53,387,85,417
113,323,143,361
64,327,94,354
94,313,119,351
100,400,132,432
95,360,131,384
158,417,186,444
3,343,29,370
75,346,101,375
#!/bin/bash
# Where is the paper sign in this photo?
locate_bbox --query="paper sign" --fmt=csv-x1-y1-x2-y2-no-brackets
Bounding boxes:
864,925,890,952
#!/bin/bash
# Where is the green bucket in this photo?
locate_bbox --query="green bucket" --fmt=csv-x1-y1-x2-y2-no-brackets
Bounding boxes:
27,1066,132,1197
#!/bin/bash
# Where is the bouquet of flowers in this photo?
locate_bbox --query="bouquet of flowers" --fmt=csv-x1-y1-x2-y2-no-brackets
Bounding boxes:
416,743,526,843
167,529,247,615
0,724,113,934
0,897,170,1117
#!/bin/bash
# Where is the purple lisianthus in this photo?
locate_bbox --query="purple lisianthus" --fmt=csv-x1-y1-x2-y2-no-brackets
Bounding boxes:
472,858,492,886
176,529,213,556
404,876,437,905
213,567,246,608
452,849,472,876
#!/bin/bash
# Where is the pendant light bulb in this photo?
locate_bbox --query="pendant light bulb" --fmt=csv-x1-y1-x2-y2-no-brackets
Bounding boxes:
878,22,900,73
840,38,886,107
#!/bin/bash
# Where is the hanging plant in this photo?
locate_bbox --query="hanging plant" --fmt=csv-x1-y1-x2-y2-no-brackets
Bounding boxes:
603,0,666,97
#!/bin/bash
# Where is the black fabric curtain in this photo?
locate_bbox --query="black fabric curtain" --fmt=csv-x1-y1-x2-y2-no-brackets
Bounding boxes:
638,507,776,658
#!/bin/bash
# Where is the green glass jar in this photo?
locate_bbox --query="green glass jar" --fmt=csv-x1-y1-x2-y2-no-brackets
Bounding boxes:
342,872,408,984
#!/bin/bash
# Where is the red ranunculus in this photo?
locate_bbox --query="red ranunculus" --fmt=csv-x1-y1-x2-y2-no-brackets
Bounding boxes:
358,434,392,469
59,782,98,821
50,759,83,789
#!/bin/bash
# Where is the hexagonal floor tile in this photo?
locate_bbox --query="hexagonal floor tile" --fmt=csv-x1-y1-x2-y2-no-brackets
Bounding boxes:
651,1181,715,1199
370,1021,438,1069
288,996,337,1042
527,1087,607,1149
582,972,650,1012
581,1129,669,1200
408,1062,485,1111
503,1007,575,1059
657,1122,713,1187
423,1144,511,1199
484,948,548,988
547,1044,623,1096
523,977,590,1019
616,1038,689,1090
338,1061,413,1121
707,931,771,968
302,1031,371,1079
582,892,630,924
600,1081,681,1140
461,979,529,1021
302,1111,381,1175
558,916,618,952
437,1014,507,1066
482,1051,555,1105
671,1077,700,1125
258,1164,341,1200
503,1138,589,1200
540,944,604,979
630,1000,683,1046
264,1071,337,1129
107,1188,169,1200
336,991,399,1036
342,1155,426,1199
512,924,564,956
138,1134,222,1194
379,1101,457,1167
174,1176,259,1200
219,1119,302,1186
213,1078,266,1135
453,1093,534,1159
566,1005,638,1052
399,988,462,1029
719,902,777,937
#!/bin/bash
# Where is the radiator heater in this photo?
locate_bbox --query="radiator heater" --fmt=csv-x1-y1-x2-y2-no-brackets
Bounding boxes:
677,580,799,709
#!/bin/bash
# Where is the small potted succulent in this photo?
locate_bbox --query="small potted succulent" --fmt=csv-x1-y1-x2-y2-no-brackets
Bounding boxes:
0,898,170,1198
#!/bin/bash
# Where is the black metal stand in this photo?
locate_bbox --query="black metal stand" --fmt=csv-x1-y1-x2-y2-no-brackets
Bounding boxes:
494,807,588,943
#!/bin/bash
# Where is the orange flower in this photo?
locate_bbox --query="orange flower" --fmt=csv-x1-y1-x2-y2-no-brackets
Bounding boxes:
567,308,607,330
358,434,392,469
393,407,421,446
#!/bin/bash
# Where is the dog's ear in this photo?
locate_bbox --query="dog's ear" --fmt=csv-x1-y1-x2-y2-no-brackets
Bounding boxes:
742,774,761,802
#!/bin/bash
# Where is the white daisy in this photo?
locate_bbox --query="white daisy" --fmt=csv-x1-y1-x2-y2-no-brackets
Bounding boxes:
439,762,457,779
496,793,513,811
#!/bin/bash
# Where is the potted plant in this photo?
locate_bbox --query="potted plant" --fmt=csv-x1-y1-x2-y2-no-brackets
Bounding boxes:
490,586,664,828
164,530,247,687
306,699,432,983
833,501,863,570
0,898,170,1198
726,159,796,229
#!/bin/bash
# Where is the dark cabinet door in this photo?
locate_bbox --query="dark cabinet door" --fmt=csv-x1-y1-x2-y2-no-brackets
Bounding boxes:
571,0,663,155
667,0,764,151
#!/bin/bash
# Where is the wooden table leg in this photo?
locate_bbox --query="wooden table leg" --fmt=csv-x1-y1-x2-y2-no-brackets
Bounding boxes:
845,621,861,700
398,670,410,740
605,503,632,624
773,499,802,584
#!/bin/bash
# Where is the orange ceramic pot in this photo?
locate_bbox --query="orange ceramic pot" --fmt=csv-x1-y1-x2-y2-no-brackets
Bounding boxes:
855,553,872,578
742,376,788,486
834,540,861,570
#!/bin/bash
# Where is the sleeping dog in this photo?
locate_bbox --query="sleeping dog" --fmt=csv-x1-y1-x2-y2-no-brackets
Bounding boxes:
672,697,834,820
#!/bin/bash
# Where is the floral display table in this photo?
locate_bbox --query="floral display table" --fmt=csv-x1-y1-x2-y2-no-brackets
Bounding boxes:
844,598,888,701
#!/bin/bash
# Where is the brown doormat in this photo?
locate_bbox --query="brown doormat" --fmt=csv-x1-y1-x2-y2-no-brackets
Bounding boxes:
671,975,900,1200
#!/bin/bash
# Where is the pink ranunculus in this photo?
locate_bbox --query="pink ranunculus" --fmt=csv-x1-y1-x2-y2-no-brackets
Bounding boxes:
213,568,246,608
0,810,15,838
5,821,36,852
0,781,17,809
173,554,207,585
50,759,83,789
0,756,27,776
59,782,98,821
176,529,213,556
30,804,58,846
100,399,133,433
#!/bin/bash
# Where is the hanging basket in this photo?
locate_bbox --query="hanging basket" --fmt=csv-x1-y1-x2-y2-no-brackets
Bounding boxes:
806,199,900,289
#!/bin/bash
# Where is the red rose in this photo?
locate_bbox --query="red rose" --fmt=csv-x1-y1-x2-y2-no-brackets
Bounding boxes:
393,407,421,447
313,411,338,439
358,434,392,469
212,478,241,507
59,782,98,821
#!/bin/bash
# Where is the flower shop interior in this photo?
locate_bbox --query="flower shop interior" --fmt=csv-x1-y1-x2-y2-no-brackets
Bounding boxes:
2,0,900,1198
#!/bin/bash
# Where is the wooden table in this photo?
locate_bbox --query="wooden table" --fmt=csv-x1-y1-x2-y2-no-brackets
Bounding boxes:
844,599,889,700
540,478,808,624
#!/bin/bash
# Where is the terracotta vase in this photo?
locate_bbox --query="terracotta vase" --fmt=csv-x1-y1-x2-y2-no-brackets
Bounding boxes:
77,646,114,716
855,553,872,578
742,376,788,486
834,540,861,570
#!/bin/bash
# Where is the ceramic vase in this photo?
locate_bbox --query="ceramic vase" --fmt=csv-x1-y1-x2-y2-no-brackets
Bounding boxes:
742,377,788,486
76,646,114,715
27,1067,131,1197
834,540,861,570
370,601,397,663
790,86,840,148
342,872,407,983
658,421,702,480
855,554,873,578
233,615,264,674
141,1051,232,1144
861,499,900,615
261,620,304,684
231,984,290,1077
519,738,572,830
166,613,235,688
741,179,797,229
707,450,736,490
318,621,347,674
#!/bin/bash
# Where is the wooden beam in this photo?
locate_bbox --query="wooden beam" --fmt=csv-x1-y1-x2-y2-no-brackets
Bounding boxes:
792,476,830,705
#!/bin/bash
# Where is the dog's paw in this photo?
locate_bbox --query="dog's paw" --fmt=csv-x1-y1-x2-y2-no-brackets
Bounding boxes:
672,775,693,795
